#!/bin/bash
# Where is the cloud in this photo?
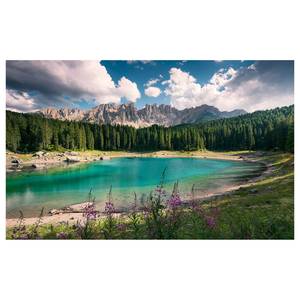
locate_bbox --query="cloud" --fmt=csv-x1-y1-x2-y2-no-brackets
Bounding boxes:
145,78,160,87
145,86,161,97
210,67,237,87
144,76,162,97
163,61,294,111
117,77,140,102
6,89,39,112
6,60,141,111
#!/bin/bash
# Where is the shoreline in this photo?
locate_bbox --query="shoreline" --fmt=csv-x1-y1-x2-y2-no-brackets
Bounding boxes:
6,149,247,172
6,150,269,228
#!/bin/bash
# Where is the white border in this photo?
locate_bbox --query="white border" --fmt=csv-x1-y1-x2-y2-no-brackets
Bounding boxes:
0,1,299,300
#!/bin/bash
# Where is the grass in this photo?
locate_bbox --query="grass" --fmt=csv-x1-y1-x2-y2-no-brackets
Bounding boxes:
6,151,294,239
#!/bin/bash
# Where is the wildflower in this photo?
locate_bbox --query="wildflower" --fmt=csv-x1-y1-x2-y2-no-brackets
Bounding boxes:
167,193,182,209
56,232,68,239
104,201,115,215
82,189,98,220
83,202,97,220
104,185,115,215
167,181,182,209
205,216,217,229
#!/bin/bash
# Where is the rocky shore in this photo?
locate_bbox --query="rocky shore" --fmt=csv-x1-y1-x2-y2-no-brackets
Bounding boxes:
6,150,113,172
6,149,246,172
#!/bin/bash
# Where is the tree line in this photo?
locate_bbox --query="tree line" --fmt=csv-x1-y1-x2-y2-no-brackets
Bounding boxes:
6,105,294,153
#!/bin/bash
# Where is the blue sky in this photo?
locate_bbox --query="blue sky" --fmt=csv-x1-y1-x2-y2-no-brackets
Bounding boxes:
6,60,293,113
101,60,255,108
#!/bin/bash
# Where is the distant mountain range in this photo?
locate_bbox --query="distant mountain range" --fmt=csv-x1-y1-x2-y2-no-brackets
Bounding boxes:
38,103,247,127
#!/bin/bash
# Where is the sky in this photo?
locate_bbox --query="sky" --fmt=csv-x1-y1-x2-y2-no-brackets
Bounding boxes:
6,60,294,113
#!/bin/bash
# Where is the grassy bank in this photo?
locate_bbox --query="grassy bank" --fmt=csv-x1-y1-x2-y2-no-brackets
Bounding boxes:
6,151,294,239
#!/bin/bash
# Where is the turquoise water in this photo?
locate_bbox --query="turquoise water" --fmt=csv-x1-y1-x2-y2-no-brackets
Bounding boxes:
6,157,263,217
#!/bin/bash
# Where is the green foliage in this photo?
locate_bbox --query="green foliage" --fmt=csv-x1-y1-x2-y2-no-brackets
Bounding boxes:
199,105,294,152
6,105,294,153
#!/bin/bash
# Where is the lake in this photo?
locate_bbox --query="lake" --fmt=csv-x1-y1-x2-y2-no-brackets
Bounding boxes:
6,157,263,217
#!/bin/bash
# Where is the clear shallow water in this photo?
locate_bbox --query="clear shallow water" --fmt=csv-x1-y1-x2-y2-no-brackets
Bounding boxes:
6,157,263,217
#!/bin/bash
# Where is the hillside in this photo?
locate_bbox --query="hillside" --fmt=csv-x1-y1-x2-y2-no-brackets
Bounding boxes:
6,105,294,153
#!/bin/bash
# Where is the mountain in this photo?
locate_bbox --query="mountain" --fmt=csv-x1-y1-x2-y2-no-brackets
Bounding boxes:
38,103,247,127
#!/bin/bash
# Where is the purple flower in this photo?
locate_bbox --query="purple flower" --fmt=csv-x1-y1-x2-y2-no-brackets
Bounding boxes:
83,202,97,220
104,201,115,215
205,216,216,229
56,232,68,239
167,193,182,209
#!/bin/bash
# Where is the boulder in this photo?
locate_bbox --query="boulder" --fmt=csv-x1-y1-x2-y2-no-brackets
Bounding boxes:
32,151,45,158
100,156,111,160
65,151,78,156
49,209,60,215
31,163,43,169
65,156,81,163
11,159,22,165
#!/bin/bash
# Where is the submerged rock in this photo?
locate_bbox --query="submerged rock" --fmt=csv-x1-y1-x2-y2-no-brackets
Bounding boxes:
31,163,43,169
100,156,110,160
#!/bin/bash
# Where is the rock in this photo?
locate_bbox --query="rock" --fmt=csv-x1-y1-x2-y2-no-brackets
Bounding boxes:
38,104,246,128
65,156,81,163
49,209,60,215
65,151,78,156
32,151,45,158
31,163,43,169
100,156,110,160
11,159,22,165
68,202,93,211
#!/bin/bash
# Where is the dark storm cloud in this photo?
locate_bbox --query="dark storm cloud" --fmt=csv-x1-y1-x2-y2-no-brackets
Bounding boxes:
229,60,294,93
6,60,141,112
6,61,85,103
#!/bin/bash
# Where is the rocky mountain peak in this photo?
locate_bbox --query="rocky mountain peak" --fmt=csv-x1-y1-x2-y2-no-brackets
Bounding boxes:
38,103,246,127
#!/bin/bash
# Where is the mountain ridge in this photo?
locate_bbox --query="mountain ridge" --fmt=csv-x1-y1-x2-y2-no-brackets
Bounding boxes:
37,103,247,127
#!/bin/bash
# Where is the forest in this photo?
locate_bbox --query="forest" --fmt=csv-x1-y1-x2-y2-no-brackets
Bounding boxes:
6,105,294,153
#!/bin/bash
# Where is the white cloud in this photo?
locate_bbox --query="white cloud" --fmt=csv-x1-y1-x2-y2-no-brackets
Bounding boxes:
6,89,39,112
210,67,237,87
6,60,141,110
163,63,294,112
145,78,159,87
145,86,161,97
144,75,163,97
117,77,140,102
